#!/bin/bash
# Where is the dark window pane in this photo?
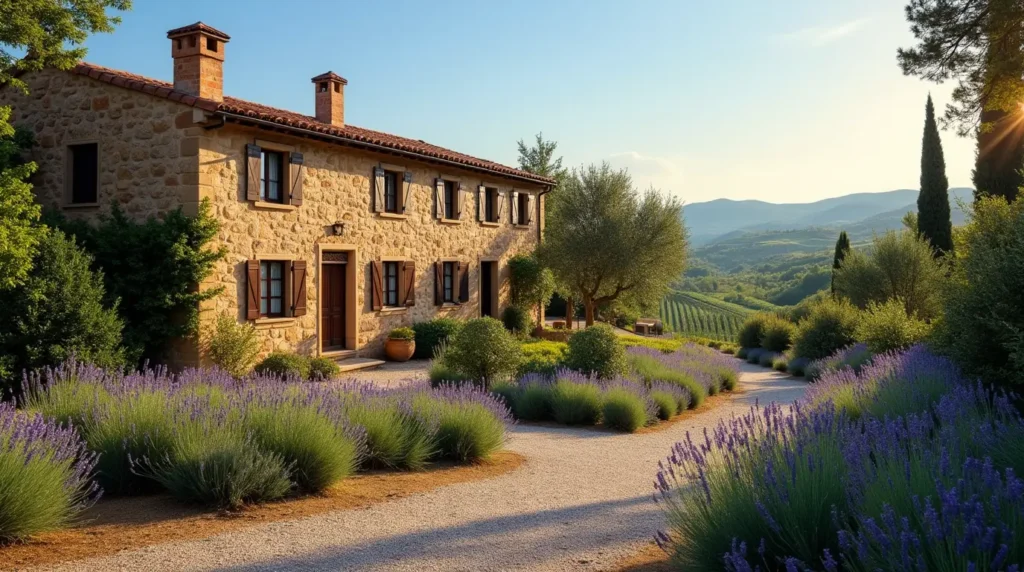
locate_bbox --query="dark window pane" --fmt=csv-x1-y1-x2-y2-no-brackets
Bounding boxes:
262,151,283,202
69,143,98,204
444,181,456,219
259,261,286,317
384,171,398,213
485,188,496,222
383,261,399,306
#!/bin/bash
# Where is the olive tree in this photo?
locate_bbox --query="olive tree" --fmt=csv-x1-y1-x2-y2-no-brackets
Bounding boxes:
538,163,686,326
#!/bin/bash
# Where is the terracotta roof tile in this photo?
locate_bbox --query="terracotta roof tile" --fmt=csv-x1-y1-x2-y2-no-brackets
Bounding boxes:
71,62,554,185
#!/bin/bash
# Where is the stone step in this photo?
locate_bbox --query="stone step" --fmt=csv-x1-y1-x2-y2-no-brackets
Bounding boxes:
335,357,385,373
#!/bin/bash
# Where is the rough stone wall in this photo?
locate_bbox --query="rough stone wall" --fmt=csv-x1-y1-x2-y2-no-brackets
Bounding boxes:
0,69,199,223
199,124,544,359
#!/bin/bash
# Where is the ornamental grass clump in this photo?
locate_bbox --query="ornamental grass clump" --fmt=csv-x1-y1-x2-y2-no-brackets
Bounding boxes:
601,387,650,432
0,403,99,542
346,401,434,471
418,385,510,461
512,376,555,421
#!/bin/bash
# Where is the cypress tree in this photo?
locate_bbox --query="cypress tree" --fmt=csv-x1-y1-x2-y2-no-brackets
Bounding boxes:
918,95,954,255
831,231,851,295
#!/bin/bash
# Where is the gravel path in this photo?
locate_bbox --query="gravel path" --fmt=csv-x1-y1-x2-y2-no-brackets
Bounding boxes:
45,364,806,572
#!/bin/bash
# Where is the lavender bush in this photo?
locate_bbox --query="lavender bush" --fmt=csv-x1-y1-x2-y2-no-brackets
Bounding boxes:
655,345,1024,571
0,402,98,540
21,361,511,509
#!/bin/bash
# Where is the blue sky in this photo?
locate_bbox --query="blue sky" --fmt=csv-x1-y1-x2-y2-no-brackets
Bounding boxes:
80,0,974,204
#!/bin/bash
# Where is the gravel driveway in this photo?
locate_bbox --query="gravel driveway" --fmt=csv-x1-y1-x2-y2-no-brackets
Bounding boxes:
44,364,806,572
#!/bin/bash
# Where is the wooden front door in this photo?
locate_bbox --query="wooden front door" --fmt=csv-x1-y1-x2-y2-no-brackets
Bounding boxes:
321,263,347,350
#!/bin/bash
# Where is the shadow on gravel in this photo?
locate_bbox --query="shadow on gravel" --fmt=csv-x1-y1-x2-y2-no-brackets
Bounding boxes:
215,494,660,571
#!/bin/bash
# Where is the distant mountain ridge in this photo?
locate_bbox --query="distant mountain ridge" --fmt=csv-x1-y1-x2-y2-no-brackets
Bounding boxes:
685,188,973,245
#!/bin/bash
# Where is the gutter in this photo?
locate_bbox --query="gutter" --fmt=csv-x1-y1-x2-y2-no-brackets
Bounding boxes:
216,111,555,187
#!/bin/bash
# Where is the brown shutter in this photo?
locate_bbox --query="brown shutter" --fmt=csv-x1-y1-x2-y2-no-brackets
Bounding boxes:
457,262,469,303
511,190,519,224
527,194,534,224
289,152,304,206
402,171,413,213
246,259,261,320
246,144,261,202
291,260,307,316
373,168,385,213
371,260,384,311
403,261,416,306
496,190,506,222
434,262,443,305
456,182,464,218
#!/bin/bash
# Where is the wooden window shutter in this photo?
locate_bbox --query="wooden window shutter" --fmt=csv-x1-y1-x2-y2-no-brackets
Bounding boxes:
435,262,445,305
245,144,262,201
456,182,465,218
402,261,416,306
477,185,486,221
291,260,307,316
246,259,261,320
496,190,506,222
434,178,444,220
289,152,304,206
457,262,469,303
373,167,385,213
511,190,519,224
527,193,534,224
402,171,413,213
371,260,384,311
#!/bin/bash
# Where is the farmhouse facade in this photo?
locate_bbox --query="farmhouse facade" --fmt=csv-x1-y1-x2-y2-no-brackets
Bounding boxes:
1,22,554,366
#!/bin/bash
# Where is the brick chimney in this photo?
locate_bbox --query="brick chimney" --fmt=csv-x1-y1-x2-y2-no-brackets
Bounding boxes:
312,72,347,127
167,22,230,102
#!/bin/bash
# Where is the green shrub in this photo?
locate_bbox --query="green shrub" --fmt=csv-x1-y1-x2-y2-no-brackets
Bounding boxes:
83,390,174,495
745,348,765,364
549,380,603,425
514,382,554,421
139,420,292,510
307,357,340,380
518,340,567,376
736,313,775,348
346,403,433,470
51,200,226,365
431,402,505,461
443,318,522,388
736,347,750,360
490,380,520,414
508,253,556,309
254,352,311,380
620,336,684,354
205,314,261,378
502,305,534,338
244,403,358,493
791,298,861,361
388,327,415,341
718,368,739,391
564,324,625,378
788,357,809,377
856,298,931,354
758,351,778,368
412,318,463,360
759,315,797,353
649,390,679,420
772,355,788,372
937,197,1024,387
0,230,125,396
628,354,707,409
601,389,648,432
428,357,472,387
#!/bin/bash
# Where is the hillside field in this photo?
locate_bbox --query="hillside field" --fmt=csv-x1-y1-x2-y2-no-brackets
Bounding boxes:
658,290,754,341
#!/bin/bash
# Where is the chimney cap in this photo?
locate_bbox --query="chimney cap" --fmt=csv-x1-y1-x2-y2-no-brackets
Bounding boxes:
311,71,348,85
167,22,231,41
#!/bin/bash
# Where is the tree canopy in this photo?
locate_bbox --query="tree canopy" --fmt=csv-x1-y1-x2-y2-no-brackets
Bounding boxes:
831,231,851,294
538,163,687,326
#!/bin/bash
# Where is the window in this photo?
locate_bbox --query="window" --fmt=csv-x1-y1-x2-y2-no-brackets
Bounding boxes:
485,187,498,222
444,180,457,219
261,150,284,203
383,170,399,213
68,143,98,204
443,261,455,303
517,192,529,225
260,261,286,317
383,261,399,306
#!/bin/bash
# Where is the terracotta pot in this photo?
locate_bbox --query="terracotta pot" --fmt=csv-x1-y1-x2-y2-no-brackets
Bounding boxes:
385,338,416,362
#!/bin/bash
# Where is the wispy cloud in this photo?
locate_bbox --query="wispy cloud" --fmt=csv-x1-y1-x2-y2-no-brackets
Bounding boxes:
778,18,869,47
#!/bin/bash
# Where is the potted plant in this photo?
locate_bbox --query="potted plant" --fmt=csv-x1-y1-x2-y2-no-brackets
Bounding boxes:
385,327,416,362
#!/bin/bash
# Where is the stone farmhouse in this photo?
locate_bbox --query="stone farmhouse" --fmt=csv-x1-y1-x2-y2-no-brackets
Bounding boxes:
1,22,555,367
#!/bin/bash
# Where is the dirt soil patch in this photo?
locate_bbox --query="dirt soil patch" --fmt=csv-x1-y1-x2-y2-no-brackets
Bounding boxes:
1,451,524,570
614,541,674,571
